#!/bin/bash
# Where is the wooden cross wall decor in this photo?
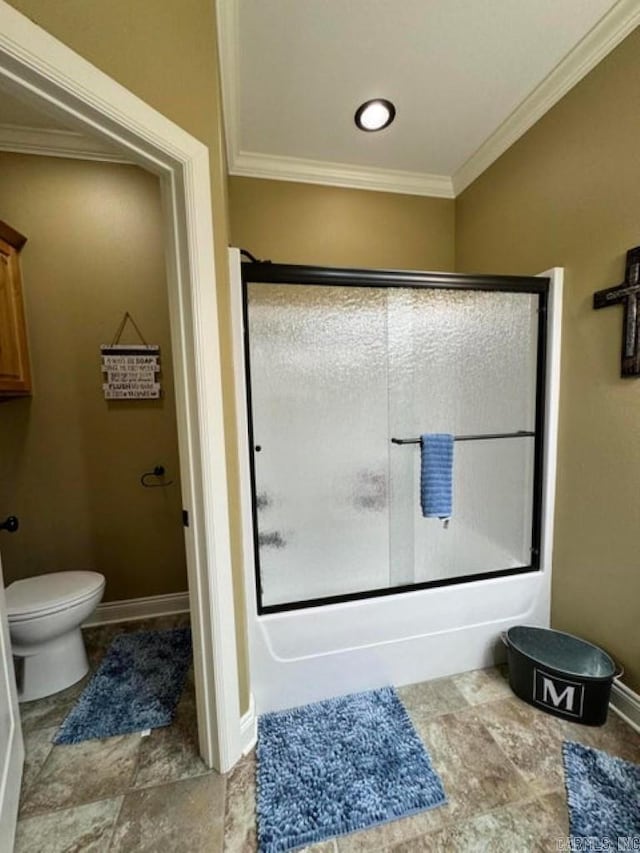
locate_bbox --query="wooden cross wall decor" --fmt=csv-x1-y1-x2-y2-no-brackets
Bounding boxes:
593,245,640,377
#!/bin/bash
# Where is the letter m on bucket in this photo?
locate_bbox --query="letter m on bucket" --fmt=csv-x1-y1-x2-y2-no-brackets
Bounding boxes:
533,669,585,719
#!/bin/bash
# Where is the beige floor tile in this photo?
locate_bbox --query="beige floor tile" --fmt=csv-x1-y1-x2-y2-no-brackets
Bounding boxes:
451,667,512,706
109,773,225,852
18,676,90,734
14,797,122,853
133,683,207,788
20,725,57,798
465,697,567,793
534,791,570,852
224,750,257,853
416,708,530,821
20,733,142,817
303,842,339,852
133,724,208,789
559,708,640,763
336,806,448,852
390,791,568,853
386,834,445,852
398,677,469,724
474,691,640,789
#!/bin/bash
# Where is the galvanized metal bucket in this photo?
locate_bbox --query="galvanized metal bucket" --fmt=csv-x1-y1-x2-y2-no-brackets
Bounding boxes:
501,626,622,726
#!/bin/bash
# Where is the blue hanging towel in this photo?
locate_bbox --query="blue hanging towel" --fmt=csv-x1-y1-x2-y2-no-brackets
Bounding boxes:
420,433,454,518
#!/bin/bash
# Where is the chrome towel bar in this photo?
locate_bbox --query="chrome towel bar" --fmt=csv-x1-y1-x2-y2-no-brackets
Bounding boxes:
391,430,535,445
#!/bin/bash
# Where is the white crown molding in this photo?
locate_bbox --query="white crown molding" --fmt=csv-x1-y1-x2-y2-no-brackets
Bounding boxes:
452,0,640,195
230,150,454,199
0,122,131,163
216,0,241,170
218,0,639,200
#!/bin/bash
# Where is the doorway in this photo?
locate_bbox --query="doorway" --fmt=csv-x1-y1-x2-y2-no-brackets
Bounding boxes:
0,155,190,616
0,0,242,794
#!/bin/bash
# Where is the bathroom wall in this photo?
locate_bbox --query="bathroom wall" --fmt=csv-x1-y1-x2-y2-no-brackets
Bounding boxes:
0,152,187,602
229,177,455,271
456,28,640,690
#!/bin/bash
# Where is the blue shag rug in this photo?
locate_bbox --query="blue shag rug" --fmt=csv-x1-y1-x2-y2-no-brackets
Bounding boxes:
256,686,447,853
563,741,640,842
54,628,192,744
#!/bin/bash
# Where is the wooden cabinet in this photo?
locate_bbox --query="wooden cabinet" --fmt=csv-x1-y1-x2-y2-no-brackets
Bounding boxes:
0,221,31,397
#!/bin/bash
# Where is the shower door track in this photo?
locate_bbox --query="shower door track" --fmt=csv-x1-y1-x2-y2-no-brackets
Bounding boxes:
240,262,549,616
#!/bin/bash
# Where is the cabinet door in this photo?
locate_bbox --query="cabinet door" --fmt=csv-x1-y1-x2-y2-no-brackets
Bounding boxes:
0,235,31,396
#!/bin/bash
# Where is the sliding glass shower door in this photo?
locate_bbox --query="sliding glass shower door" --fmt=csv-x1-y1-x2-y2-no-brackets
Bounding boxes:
244,269,545,612
387,288,538,588
247,284,391,608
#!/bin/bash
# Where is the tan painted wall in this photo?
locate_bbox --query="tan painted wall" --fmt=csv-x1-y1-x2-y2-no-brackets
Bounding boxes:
456,29,640,690
0,153,186,601
5,0,250,709
229,177,455,271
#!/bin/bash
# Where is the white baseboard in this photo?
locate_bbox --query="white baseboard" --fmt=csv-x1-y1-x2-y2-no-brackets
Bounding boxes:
240,693,257,756
83,591,190,627
609,680,640,733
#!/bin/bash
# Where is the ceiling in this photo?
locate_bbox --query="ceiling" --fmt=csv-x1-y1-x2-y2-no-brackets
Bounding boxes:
218,0,638,197
0,2,637,192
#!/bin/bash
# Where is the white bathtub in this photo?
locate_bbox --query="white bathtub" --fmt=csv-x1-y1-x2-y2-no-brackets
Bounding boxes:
249,567,551,712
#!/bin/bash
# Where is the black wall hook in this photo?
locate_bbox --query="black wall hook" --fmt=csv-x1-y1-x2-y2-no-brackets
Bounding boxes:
140,465,174,488
0,515,19,533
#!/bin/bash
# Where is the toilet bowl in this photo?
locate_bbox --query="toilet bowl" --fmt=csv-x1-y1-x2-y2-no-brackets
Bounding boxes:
6,571,105,702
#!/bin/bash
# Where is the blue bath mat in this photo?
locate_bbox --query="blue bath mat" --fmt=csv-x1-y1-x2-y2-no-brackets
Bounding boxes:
256,686,447,853
563,741,640,841
54,628,192,744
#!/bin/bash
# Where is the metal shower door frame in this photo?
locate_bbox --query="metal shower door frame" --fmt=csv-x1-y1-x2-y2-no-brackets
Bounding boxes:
240,262,549,615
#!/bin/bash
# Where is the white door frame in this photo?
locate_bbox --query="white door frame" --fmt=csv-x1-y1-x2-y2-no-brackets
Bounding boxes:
0,1,242,772
0,556,23,851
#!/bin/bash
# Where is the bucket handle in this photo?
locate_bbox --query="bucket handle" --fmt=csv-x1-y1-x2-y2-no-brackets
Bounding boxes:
500,631,510,648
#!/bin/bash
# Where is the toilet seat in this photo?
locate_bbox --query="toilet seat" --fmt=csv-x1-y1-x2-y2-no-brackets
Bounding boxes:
6,571,105,622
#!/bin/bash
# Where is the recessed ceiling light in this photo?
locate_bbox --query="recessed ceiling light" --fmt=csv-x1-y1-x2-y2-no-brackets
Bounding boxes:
354,99,396,132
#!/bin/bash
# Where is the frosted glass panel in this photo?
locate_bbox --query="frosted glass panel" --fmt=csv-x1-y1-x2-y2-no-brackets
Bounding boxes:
246,280,540,609
248,283,390,607
388,288,538,584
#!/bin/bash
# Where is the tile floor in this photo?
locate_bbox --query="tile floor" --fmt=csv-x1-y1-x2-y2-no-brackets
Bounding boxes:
14,616,640,852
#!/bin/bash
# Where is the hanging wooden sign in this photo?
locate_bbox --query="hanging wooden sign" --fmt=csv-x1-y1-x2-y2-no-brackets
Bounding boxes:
101,311,161,399
101,344,161,399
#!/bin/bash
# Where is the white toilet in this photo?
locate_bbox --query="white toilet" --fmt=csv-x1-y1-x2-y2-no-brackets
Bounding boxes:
6,571,105,702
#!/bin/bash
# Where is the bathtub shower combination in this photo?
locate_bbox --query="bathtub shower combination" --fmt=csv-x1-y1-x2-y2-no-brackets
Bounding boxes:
230,252,562,713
